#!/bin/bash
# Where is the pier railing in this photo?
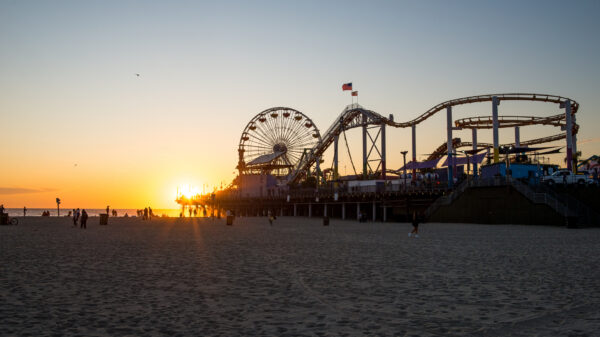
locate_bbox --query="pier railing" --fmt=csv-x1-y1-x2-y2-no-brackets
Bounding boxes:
288,182,450,200
187,181,450,205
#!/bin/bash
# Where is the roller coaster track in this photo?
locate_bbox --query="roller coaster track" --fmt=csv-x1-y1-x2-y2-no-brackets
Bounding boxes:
425,134,569,162
455,114,568,129
287,93,579,184
422,113,579,161
458,134,566,153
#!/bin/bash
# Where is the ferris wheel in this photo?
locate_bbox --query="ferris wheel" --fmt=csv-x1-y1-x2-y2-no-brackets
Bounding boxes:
237,107,321,176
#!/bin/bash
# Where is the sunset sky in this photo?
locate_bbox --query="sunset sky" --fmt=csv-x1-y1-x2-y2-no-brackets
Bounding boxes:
2,0,599,209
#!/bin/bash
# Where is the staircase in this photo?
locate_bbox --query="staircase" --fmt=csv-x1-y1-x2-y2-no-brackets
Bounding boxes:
426,177,600,226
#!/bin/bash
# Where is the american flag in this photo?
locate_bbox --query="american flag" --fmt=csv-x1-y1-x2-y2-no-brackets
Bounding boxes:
342,82,352,91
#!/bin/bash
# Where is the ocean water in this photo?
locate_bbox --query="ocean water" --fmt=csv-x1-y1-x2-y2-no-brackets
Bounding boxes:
3,208,199,218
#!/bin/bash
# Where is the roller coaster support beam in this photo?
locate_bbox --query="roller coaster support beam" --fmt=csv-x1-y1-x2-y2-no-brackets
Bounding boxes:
447,106,453,188
515,126,520,147
381,123,386,180
412,124,416,181
316,156,321,186
492,96,500,163
333,134,339,179
362,112,368,178
572,113,578,172
472,128,478,177
565,99,573,172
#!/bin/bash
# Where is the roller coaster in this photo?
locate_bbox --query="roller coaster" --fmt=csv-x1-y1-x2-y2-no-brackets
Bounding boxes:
426,113,577,161
236,93,580,186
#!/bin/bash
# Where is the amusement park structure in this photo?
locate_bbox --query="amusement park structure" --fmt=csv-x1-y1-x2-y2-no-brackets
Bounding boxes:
177,92,599,226
236,93,579,189
237,107,321,177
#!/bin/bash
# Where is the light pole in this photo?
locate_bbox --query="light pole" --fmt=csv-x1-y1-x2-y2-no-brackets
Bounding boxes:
459,150,470,186
401,151,408,189
459,150,470,176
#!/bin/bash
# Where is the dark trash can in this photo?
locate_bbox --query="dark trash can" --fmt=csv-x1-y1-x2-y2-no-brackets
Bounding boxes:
323,216,329,226
99,214,108,226
226,216,233,226
566,216,578,229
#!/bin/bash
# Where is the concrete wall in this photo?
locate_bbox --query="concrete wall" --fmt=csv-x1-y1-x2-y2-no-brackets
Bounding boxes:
429,186,564,226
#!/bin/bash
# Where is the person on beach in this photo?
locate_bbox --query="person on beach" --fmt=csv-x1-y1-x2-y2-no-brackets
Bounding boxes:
268,210,274,226
73,208,80,226
408,211,419,238
106,206,110,216
80,209,88,229
144,207,149,220
149,207,153,219
23,206,27,217
0,204,4,214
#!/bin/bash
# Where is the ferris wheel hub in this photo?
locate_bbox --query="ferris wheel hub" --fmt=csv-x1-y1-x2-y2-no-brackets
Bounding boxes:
273,143,287,154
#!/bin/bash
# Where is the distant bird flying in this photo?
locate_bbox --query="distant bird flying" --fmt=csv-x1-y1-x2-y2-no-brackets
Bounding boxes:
135,73,140,77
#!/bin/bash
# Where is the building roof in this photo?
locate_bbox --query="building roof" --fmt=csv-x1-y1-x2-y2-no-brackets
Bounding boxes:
247,152,285,166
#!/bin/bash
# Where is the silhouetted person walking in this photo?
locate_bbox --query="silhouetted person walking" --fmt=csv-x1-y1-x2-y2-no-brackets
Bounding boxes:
23,206,27,217
144,207,148,220
408,211,419,238
80,209,88,229
268,210,274,226
73,208,80,227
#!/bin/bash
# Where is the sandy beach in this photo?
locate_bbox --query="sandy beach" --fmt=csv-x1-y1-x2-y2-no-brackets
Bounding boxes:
1,216,599,336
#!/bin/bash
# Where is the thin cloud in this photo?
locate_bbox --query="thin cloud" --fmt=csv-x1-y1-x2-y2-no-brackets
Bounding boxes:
0,187,57,195
578,137,600,145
